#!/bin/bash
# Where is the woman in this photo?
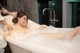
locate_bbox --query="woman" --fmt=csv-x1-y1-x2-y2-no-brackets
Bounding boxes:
3,10,79,41
2,8,80,53
1,8,80,40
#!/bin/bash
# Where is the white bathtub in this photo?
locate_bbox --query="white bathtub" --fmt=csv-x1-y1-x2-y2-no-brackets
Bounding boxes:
6,28,80,53
1,15,80,53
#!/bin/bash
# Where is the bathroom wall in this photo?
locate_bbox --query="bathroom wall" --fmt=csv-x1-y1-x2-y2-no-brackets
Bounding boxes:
2,0,73,27
6,0,39,23
38,0,62,27
62,0,72,28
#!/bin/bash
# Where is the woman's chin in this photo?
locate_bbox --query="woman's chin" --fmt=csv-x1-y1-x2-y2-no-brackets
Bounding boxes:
21,25,27,27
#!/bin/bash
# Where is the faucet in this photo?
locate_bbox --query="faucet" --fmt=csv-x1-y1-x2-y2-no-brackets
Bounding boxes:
50,11,59,26
43,8,53,15
42,8,59,26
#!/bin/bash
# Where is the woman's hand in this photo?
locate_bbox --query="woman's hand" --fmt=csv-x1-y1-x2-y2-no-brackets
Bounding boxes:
71,26,80,37
1,8,8,14
66,27,80,40
1,8,17,17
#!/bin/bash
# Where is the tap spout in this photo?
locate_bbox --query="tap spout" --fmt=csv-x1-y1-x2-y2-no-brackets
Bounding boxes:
43,8,52,15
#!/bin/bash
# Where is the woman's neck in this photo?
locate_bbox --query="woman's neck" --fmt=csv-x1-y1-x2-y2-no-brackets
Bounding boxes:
14,24,27,32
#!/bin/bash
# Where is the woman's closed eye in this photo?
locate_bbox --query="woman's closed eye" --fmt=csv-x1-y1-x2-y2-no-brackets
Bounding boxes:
23,17,27,20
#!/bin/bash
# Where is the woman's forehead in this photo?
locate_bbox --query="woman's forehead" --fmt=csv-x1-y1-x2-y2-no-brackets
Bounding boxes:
22,15,27,18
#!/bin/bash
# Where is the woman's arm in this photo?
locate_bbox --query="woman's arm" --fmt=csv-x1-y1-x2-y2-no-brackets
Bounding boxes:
43,33,66,39
2,8,17,17
1,20,13,31
42,29,78,40
43,27,80,40
0,12,13,31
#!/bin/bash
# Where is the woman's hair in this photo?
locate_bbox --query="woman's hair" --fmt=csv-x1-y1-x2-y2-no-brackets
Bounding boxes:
12,11,28,24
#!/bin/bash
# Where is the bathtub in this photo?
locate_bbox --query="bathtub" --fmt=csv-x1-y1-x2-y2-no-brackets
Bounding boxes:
0,15,80,53
6,27,80,53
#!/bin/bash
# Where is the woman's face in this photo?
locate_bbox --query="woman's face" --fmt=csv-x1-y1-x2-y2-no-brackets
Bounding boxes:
18,15,28,27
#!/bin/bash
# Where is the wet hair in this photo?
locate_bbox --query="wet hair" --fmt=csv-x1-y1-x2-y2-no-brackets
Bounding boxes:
12,11,28,24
